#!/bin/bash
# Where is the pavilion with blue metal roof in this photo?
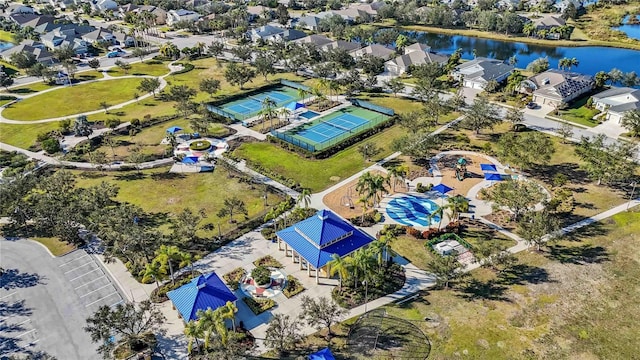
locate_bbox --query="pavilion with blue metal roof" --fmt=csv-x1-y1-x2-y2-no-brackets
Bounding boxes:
167,272,237,322
276,209,375,283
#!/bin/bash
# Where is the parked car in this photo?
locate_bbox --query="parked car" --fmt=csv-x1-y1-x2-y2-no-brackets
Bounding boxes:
107,50,126,58
526,102,537,109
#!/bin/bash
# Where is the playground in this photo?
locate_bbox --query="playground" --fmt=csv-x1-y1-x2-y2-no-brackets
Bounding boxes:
429,154,488,196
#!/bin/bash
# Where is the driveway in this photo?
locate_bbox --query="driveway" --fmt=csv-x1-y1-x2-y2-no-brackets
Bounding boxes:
0,238,123,359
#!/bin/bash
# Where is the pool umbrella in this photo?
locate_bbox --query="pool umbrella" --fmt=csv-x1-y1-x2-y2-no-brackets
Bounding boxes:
309,348,336,360
285,101,305,111
432,183,453,195
484,173,503,181
182,156,199,165
166,126,183,134
480,164,497,172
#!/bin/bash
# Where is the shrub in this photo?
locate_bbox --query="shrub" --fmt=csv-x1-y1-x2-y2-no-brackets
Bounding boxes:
405,226,423,239
421,228,441,239
283,275,305,298
189,140,212,151
171,62,195,75
243,297,276,315
416,183,433,193
41,138,61,154
251,266,271,286
261,227,275,240
223,267,246,291
253,255,283,268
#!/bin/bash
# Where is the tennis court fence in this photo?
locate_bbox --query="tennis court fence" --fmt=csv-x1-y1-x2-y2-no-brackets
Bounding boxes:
271,113,391,153
350,99,395,116
206,105,238,121
280,79,310,92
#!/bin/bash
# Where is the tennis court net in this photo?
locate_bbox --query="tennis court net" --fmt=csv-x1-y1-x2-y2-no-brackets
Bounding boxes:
321,119,353,133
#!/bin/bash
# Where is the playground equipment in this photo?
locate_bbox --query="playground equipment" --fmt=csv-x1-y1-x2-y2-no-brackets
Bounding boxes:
455,157,468,181
341,185,355,209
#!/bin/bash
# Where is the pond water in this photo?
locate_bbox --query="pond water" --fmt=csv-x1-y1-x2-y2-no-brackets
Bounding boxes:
613,15,640,40
404,31,640,75
0,41,12,52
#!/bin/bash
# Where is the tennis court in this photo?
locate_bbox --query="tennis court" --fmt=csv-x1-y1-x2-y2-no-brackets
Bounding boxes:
217,86,301,120
273,106,391,152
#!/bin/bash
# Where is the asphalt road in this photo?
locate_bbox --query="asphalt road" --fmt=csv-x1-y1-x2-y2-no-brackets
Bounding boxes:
0,238,123,359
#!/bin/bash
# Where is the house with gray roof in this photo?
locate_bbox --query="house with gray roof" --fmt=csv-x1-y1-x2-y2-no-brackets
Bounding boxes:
7,4,35,15
1,41,54,64
350,44,395,60
320,40,361,52
591,87,640,124
296,15,322,31
248,24,306,43
384,43,448,75
520,69,594,106
167,9,201,26
81,28,115,45
294,34,334,48
41,29,89,55
452,57,514,90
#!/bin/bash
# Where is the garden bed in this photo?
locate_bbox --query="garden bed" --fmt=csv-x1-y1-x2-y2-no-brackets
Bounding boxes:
252,255,283,268
243,296,276,315
150,271,201,303
223,267,246,291
306,99,341,112
283,275,305,298
331,262,405,309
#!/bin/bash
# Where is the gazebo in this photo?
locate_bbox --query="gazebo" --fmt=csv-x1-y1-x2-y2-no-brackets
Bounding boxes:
167,272,237,322
276,209,374,284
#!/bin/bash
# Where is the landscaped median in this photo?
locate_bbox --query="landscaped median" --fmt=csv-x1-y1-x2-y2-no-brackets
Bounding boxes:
2,78,145,121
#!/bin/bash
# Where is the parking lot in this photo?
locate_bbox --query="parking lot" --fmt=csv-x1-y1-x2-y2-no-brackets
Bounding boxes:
0,238,124,359
58,250,124,314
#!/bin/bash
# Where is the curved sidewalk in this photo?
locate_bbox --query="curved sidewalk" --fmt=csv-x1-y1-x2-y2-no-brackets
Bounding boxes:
0,63,180,124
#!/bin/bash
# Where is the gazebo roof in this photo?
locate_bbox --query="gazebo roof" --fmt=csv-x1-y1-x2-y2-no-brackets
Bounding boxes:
276,210,374,268
167,272,237,321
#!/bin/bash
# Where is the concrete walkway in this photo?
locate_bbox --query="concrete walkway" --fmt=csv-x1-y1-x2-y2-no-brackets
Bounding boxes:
0,63,180,124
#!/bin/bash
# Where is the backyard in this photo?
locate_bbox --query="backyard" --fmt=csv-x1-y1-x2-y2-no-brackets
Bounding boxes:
107,61,169,77
3,77,144,121
72,167,285,236
553,96,601,128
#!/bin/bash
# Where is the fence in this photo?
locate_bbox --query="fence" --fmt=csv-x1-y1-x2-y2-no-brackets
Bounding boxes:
206,104,239,121
350,99,395,116
272,113,391,152
280,79,310,92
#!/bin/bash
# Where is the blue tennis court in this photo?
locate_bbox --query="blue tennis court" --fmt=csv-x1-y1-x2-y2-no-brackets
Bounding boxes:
297,113,370,144
218,86,301,120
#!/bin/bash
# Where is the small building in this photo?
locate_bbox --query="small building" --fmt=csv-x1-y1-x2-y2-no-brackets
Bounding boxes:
591,87,640,124
6,4,35,15
452,57,514,90
276,209,375,284
294,34,334,48
296,15,323,31
167,272,237,322
433,239,465,256
248,24,306,43
320,40,362,52
520,69,594,106
1,42,54,64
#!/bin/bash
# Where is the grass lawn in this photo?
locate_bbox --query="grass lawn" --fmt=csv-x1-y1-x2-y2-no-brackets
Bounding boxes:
0,60,19,76
3,78,143,121
0,121,62,149
72,167,285,236
90,118,228,161
9,82,57,94
357,93,428,115
383,208,640,359
31,236,76,256
234,125,407,192
554,96,601,127
0,30,15,43
107,61,170,77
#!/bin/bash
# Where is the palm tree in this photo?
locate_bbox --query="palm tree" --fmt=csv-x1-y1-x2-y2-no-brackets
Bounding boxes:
184,320,202,354
568,57,579,71
357,196,369,223
428,204,445,230
195,309,218,350
179,252,194,276
264,207,280,232
142,261,162,290
160,42,179,60
327,80,340,102
297,88,309,104
369,174,388,208
446,195,470,221
218,301,237,332
277,201,290,228
259,97,277,131
277,107,291,123
348,248,374,289
154,245,183,285
327,254,349,292
195,42,206,57
297,188,311,208
378,232,396,263
387,166,407,192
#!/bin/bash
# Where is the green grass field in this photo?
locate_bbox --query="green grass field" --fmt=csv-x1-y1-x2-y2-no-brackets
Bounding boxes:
3,78,143,121
555,96,601,127
31,236,76,256
0,121,62,149
72,167,285,235
234,125,406,192
108,61,169,77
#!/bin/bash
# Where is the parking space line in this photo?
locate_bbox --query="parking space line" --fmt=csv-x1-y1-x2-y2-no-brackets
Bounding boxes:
0,292,17,300
86,292,119,307
15,319,30,326
63,261,94,274
58,254,89,267
80,284,113,298
69,268,101,281
109,300,124,307
16,329,36,338
74,275,106,290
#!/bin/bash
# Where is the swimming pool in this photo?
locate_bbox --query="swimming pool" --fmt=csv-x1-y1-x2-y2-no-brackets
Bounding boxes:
299,110,319,119
386,195,441,227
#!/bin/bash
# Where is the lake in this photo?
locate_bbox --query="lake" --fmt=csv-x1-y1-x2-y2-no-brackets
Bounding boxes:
0,41,12,52
404,31,640,76
613,15,640,40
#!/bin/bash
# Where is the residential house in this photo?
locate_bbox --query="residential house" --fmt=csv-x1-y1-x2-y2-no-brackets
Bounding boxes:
350,44,395,60
247,5,269,21
118,3,138,14
520,69,594,106
452,57,514,90
554,0,581,13
6,4,35,15
91,0,118,12
166,9,201,26
320,39,361,52
185,0,209,8
81,27,115,45
1,41,54,64
113,32,135,47
134,6,167,25
294,34,334,48
384,43,448,75
275,209,375,284
41,29,90,55
10,14,56,30
591,87,640,124
248,24,306,43
531,15,566,39
296,15,322,32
